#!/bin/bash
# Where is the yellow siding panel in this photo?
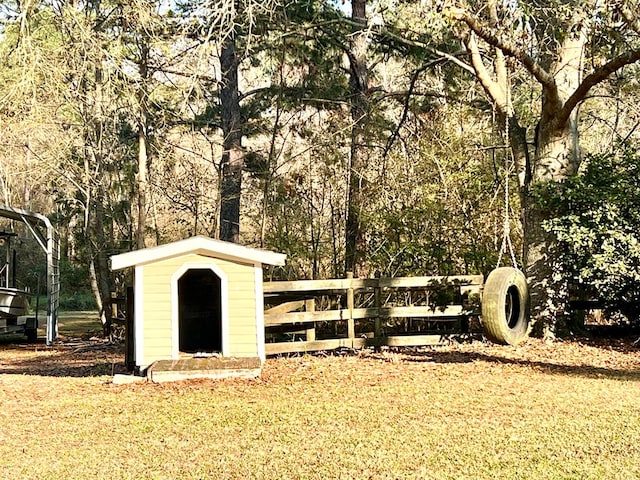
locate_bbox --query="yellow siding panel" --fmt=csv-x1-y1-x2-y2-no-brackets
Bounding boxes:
226,266,257,337
228,317,257,335
228,324,259,335
143,336,172,349
141,262,173,363
152,253,254,276
142,292,175,303
229,346,258,357
143,326,172,335
143,350,171,366
229,331,257,343
229,343,259,356
142,310,172,319
229,299,254,312
142,316,171,326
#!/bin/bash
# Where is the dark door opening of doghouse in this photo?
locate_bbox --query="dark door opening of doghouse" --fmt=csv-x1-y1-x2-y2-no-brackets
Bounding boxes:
178,268,222,354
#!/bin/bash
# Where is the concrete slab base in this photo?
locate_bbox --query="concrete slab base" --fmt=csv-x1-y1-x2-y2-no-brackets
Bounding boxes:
146,356,262,383
112,374,147,385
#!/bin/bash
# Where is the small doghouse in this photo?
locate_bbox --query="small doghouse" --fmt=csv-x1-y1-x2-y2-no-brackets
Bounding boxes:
110,236,285,380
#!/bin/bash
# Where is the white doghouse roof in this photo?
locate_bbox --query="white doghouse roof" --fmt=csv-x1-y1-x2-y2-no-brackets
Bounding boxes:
111,235,286,271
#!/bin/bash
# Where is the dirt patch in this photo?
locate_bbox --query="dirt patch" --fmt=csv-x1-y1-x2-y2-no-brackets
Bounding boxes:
2,334,640,379
0,337,127,377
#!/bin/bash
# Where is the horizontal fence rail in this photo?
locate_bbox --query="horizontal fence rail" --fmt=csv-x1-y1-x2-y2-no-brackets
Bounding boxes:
264,274,484,355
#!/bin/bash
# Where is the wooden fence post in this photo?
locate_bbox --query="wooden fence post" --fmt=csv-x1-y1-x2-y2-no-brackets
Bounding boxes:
111,291,118,319
305,298,316,342
374,281,382,339
125,286,135,372
347,272,355,345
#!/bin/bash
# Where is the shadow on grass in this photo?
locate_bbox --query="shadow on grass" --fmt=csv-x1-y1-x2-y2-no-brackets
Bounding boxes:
0,310,123,377
403,348,640,382
0,337,128,377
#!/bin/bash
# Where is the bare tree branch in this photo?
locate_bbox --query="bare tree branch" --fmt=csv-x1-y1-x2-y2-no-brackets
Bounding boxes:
382,62,432,159
558,48,640,127
466,33,507,112
448,6,556,89
375,25,475,74
488,0,507,92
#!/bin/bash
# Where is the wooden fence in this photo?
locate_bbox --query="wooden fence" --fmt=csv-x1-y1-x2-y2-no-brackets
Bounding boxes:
263,274,484,355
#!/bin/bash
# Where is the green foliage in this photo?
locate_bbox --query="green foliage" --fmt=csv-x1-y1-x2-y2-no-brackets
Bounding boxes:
33,292,97,311
2,0,637,301
25,257,97,310
58,292,98,311
261,157,346,280
57,259,92,297
540,144,640,317
364,108,516,278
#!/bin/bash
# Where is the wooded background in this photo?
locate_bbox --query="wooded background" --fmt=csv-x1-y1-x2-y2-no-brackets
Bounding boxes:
1,0,639,334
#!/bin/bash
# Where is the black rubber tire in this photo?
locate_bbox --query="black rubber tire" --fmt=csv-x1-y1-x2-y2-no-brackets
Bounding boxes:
481,267,530,345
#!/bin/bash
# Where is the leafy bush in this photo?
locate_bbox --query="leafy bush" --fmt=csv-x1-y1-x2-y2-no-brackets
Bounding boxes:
27,259,98,312
539,144,640,320
33,293,97,312
58,293,98,311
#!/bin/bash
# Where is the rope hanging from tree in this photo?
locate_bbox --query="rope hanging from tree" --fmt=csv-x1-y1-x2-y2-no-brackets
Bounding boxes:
496,92,519,270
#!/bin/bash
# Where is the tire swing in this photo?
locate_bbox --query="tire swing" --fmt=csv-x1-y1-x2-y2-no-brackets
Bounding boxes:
482,267,530,345
481,105,530,345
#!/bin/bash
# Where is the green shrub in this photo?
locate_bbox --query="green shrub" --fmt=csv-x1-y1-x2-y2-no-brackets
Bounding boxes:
32,293,97,312
539,144,640,321
58,293,98,311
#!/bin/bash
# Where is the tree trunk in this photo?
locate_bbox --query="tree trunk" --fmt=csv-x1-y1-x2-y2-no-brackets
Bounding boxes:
136,37,150,250
523,119,580,337
92,191,114,336
345,0,369,277
219,35,243,243
521,32,584,337
137,112,148,250
80,42,114,337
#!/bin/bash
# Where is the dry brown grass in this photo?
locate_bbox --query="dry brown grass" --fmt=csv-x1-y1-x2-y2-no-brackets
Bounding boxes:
2,322,640,479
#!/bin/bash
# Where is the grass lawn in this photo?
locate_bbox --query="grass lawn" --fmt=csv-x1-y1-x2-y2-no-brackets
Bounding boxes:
1,315,640,479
